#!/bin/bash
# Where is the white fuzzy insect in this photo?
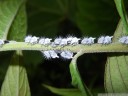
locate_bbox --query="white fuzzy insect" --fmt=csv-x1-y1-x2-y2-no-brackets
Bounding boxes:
104,36,113,44
87,37,95,45
59,38,68,46
24,35,32,43
97,36,105,44
39,38,45,45
125,36,128,44
98,36,113,44
81,37,95,45
60,51,73,59
66,36,74,44
119,36,128,44
30,36,39,44
54,37,62,45
70,37,80,45
51,37,62,47
0,40,5,46
81,37,88,44
43,38,52,45
42,50,59,59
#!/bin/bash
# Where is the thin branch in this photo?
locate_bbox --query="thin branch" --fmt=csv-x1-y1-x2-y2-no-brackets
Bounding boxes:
0,42,128,53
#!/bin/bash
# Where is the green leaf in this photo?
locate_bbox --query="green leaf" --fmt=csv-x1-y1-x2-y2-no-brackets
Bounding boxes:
27,0,68,37
0,0,25,39
0,52,13,82
0,0,30,95
114,0,128,33
7,3,27,41
27,0,79,37
105,54,128,92
43,84,83,96
105,20,128,92
75,0,118,36
0,51,31,96
23,51,43,75
23,51,43,65
69,51,92,96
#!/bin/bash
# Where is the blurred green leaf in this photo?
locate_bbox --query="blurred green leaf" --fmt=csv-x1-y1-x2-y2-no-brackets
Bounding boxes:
27,0,118,37
69,51,92,96
91,88,105,96
105,54,128,92
75,0,118,36
114,0,128,33
0,0,31,95
27,0,68,37
0,52,13,82
0,0,25,39
7,3,27,41
23,51,43,65
43,84,83,96
23,51,43,75
105,20,128,92
0,51,31,96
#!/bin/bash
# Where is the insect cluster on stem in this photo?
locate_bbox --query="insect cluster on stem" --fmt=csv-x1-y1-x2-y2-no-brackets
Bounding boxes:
0,35,127,59
23,35,114,59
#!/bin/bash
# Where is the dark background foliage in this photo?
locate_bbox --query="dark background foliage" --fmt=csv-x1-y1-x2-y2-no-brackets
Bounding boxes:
0,0,122,96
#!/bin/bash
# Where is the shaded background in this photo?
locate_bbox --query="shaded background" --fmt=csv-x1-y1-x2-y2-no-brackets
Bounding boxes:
0,0,126,95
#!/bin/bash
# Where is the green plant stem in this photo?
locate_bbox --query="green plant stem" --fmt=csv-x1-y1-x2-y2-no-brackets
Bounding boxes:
0,42,128,53
70,50,92,96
